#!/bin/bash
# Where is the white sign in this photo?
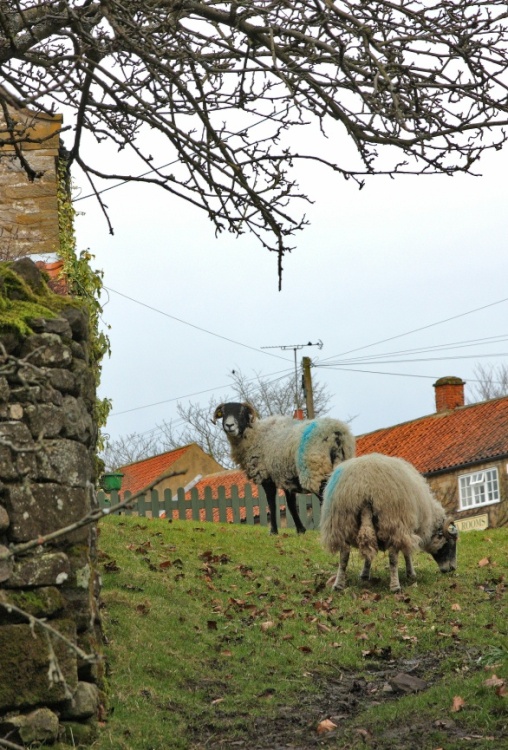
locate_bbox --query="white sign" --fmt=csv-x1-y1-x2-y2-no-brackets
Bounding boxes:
455,514,489,532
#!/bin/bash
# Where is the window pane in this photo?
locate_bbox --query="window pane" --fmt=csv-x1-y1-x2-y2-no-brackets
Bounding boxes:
458,467,499,510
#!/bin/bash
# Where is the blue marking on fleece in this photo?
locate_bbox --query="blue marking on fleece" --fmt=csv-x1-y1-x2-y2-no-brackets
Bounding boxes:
322,465,344,515
297,421,318,478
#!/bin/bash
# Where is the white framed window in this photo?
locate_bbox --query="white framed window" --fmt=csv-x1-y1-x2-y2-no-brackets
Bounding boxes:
458,467,500,511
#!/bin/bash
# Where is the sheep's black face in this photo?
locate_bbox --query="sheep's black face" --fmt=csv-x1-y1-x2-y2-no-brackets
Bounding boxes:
212,403,255,438
428,520,458,573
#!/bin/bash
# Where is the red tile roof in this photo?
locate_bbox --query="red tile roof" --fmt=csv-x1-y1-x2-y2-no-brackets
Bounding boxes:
356,396,508,474
120,445,192,495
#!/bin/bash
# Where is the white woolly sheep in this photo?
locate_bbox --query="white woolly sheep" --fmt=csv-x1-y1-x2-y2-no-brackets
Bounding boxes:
320,453,458,592
212,402,355,535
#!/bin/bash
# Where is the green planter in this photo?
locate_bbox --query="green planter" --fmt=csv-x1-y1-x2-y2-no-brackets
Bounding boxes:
100,472,124,493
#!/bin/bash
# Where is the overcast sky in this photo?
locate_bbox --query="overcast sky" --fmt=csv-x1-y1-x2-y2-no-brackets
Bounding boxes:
73,139,508,449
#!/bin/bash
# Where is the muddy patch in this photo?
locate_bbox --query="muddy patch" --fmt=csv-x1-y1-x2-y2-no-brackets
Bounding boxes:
191,651,500,749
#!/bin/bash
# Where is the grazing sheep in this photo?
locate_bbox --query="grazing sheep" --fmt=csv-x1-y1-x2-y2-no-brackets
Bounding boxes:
212,402,355,535
320,453,458,592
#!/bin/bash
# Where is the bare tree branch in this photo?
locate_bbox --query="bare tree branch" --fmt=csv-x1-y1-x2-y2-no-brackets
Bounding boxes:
2,1,508,285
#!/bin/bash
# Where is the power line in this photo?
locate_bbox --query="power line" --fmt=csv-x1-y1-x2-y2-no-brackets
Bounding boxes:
321,333,508,367
319,296,508,363
109,366,295,417
104,286,291,362
317,352,508,368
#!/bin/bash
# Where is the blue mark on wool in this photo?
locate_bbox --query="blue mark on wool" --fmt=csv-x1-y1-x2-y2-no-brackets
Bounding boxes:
322,465,344,512
297,421,318,476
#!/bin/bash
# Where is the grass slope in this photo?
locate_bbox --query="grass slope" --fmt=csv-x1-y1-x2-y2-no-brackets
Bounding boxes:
94,517,507,750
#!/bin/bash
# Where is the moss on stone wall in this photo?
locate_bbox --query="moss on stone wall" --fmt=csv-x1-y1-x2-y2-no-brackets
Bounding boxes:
0,261,75,338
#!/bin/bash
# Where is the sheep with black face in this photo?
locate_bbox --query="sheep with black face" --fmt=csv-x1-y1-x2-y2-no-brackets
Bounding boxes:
212,402,355,535
320,453,458,592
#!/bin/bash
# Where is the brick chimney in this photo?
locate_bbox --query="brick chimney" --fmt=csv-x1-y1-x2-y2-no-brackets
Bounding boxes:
433,376,465,412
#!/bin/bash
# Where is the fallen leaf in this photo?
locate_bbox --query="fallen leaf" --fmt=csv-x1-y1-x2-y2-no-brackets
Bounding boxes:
497,685,508,697
484,675,505,689
103,560,120,572
135,603,150,616
260,621,275,632
317,719,337,735
211,698,224,705
451,695,466,712
478,557,490,567
451,603,461,611
317,623,331,633
355,728,372,740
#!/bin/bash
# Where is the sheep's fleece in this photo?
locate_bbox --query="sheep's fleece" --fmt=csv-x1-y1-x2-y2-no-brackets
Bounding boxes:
214,404,355,495
320,452,458,591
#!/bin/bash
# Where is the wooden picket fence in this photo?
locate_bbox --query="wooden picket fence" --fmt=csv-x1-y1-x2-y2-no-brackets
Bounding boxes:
97,483,322,531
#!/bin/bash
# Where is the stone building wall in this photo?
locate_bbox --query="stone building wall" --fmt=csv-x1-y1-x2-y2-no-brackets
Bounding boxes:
0,259,104,747
428,460,508,529
0,97,62,260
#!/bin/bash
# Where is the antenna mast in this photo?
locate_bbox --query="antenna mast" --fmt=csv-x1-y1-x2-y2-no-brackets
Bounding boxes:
261,340,323,415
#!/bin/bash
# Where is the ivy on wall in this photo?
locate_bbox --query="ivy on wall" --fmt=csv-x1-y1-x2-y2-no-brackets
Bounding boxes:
57,159,112,452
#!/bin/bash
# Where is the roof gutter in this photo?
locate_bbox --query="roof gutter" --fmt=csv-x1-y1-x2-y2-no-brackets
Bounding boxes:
424,452,508,478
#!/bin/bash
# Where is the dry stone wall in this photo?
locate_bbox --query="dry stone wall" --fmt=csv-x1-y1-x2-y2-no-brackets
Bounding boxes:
0,259,104,748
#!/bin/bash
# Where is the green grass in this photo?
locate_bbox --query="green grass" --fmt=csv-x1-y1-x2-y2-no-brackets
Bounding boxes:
93,517,508,750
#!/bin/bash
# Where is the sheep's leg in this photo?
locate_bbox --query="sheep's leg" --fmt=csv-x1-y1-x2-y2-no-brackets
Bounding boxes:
284,490,306,534
317,479,327,503
331,546,350,590
388,549,401,593
404,553,417,580
359,558,371,582
262,480,279,535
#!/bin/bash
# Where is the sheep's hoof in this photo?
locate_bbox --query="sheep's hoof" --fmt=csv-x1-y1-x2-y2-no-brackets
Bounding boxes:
390,585,402,594
269,529,278,535
331,582,346,592
296,527,306,535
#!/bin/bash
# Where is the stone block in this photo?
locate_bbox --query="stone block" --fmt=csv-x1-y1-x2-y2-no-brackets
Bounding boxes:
0,505,9,531
0,619,78,710
24,402,65,438
48,367,78,395
0,586,65,624
28,316,73,338
1,707,59,745
19,333,72,368
62,396,94,444
4,482,90,543
36,439,92,487
6,551,71,588
0,545,13,583
61,681,99,720
60,307,89,342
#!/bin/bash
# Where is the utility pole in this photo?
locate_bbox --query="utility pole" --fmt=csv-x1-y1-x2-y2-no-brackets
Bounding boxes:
301,356,315,419
261,340,323,417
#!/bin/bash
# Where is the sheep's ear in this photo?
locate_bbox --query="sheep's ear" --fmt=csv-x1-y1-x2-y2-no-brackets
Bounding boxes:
244,403,257,423
212,405,224,424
